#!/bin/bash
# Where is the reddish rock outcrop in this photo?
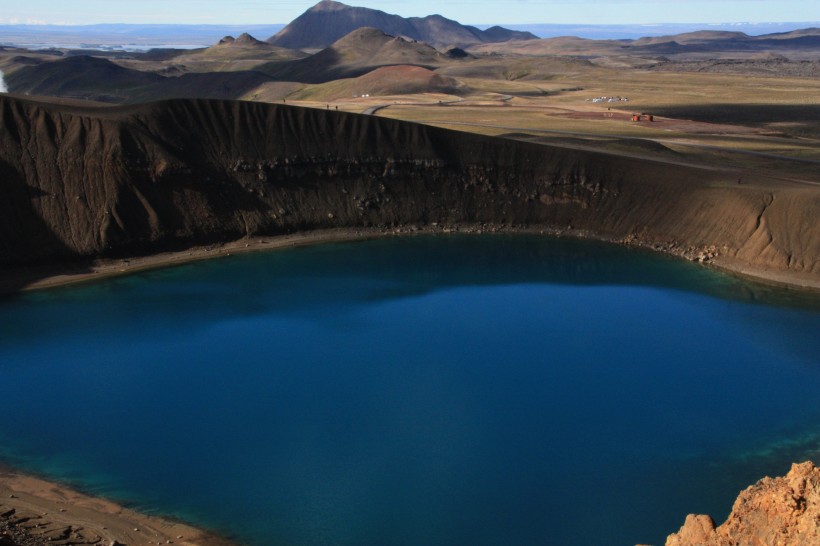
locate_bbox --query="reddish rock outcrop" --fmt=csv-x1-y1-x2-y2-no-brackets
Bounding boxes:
666,462,820,546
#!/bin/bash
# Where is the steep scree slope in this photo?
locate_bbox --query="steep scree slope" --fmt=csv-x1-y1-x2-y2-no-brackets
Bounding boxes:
0,95,817,282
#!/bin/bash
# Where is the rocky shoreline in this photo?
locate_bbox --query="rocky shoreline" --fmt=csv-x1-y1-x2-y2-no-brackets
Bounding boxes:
0,469,233,546
3,223,818,300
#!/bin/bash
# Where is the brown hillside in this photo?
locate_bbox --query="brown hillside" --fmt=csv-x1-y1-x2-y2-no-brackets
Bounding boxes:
261,27,447,83
0,95,817,289
5,55,163,102
194,33,306,62
5,54,280,104
633,31,751,46
289,65,466,100
331,64,463,95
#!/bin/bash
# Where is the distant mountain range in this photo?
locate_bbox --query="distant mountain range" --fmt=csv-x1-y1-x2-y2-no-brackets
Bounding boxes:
2,20,819,50
266,0,537,50
468,27,820,60
7,23,820,103
502,22,820,40
0,24,286,49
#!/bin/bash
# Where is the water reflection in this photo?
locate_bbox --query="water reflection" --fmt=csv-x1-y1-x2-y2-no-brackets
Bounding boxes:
2,235,817,350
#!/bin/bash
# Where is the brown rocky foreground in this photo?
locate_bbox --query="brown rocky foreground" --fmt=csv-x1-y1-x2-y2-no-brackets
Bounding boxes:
1,94,818,292
0,469,232,546
663,461,820,546
3,463,818,546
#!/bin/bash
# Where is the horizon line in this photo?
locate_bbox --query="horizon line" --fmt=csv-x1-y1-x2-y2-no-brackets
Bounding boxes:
1,20,819,27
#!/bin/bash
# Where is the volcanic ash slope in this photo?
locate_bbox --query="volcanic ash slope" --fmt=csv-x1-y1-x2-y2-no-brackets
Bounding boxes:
0,95,817,287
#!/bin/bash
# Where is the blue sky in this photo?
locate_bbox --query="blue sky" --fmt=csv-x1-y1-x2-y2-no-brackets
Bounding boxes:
1,0,818,25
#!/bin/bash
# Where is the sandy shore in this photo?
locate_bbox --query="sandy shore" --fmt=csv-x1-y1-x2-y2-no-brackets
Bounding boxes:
0,467,234,546
2,226,819,296
0,228,389,294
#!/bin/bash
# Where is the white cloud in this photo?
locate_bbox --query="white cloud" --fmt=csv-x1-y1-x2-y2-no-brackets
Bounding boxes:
1,17,49,24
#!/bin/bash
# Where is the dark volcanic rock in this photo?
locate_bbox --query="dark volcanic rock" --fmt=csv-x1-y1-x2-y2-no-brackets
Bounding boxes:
445,47,470,59
1,509,46,546
0,95,817,282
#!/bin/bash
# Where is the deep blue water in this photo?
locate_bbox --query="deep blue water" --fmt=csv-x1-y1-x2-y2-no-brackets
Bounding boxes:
0,235,819,546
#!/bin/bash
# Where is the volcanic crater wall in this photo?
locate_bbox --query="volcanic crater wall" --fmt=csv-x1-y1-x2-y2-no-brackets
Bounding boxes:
0,95,817,278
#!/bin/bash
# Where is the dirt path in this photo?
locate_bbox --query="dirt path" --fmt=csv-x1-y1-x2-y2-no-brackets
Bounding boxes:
360,94,519,115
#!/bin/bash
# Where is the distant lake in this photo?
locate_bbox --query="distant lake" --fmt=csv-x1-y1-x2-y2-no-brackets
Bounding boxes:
1,235,818,546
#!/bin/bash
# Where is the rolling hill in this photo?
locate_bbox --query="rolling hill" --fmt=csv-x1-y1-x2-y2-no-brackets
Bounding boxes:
261,27,449,83
194,32,307,62
6,55,163,102
159,33,308,73
287,64,466,101
5,54,278,103
3,27,464,100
